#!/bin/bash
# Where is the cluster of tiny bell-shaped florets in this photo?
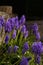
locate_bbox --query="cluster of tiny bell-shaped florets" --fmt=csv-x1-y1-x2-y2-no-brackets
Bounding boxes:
0,15,30,65
31,23,43,64
0,15,43,65
0,15,28,43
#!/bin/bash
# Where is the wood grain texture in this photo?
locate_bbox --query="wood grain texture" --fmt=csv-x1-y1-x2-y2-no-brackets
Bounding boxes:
0,6,12,14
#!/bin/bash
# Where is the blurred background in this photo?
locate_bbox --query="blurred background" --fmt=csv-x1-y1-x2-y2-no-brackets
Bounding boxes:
0,0,43,20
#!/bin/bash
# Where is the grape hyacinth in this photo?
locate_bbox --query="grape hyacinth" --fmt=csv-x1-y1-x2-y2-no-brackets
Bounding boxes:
24,30,28,38
7,46,13,53
12,30,16,39
0,15,43,65
22,42,29,54
35,55,41,64
0,23,2,32
0,16,5,33
20,57,28,65
32,41,42,55
15,16,19,29
35,32,40,40
5,21,12,33
21,25,26,34
14,45,19,53
8,18,15,29
32,23,38,32
41,46,43,53
5,35,9,44
19,15,25,26
32,23,41,40
0,16,5,26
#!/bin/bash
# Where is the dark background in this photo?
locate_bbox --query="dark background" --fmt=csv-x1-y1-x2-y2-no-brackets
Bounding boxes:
0,0,43,20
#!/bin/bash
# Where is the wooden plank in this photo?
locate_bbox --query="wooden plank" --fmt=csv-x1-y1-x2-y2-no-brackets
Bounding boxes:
0,6,12,14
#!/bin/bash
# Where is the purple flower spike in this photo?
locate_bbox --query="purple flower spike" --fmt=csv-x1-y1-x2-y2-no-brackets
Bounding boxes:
21,25,26,34
8,46,12,53
41,46,43,53
8,18,15,29
5,21,12,33
11,17,15,29
24,31,28,38
32,41,42,55
14,16,19,29
0,16,5,26
12,30,16,39
15,22,19,30
5,35,9,44
23,42,29,50
32,23,38,32
11,17,15,24
19,15,25,25
15,16,18,20
22,42,29,54
14,45,19,53
35,32,40,40
20,56,28,65
35,55,41,64
0,23,2,31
